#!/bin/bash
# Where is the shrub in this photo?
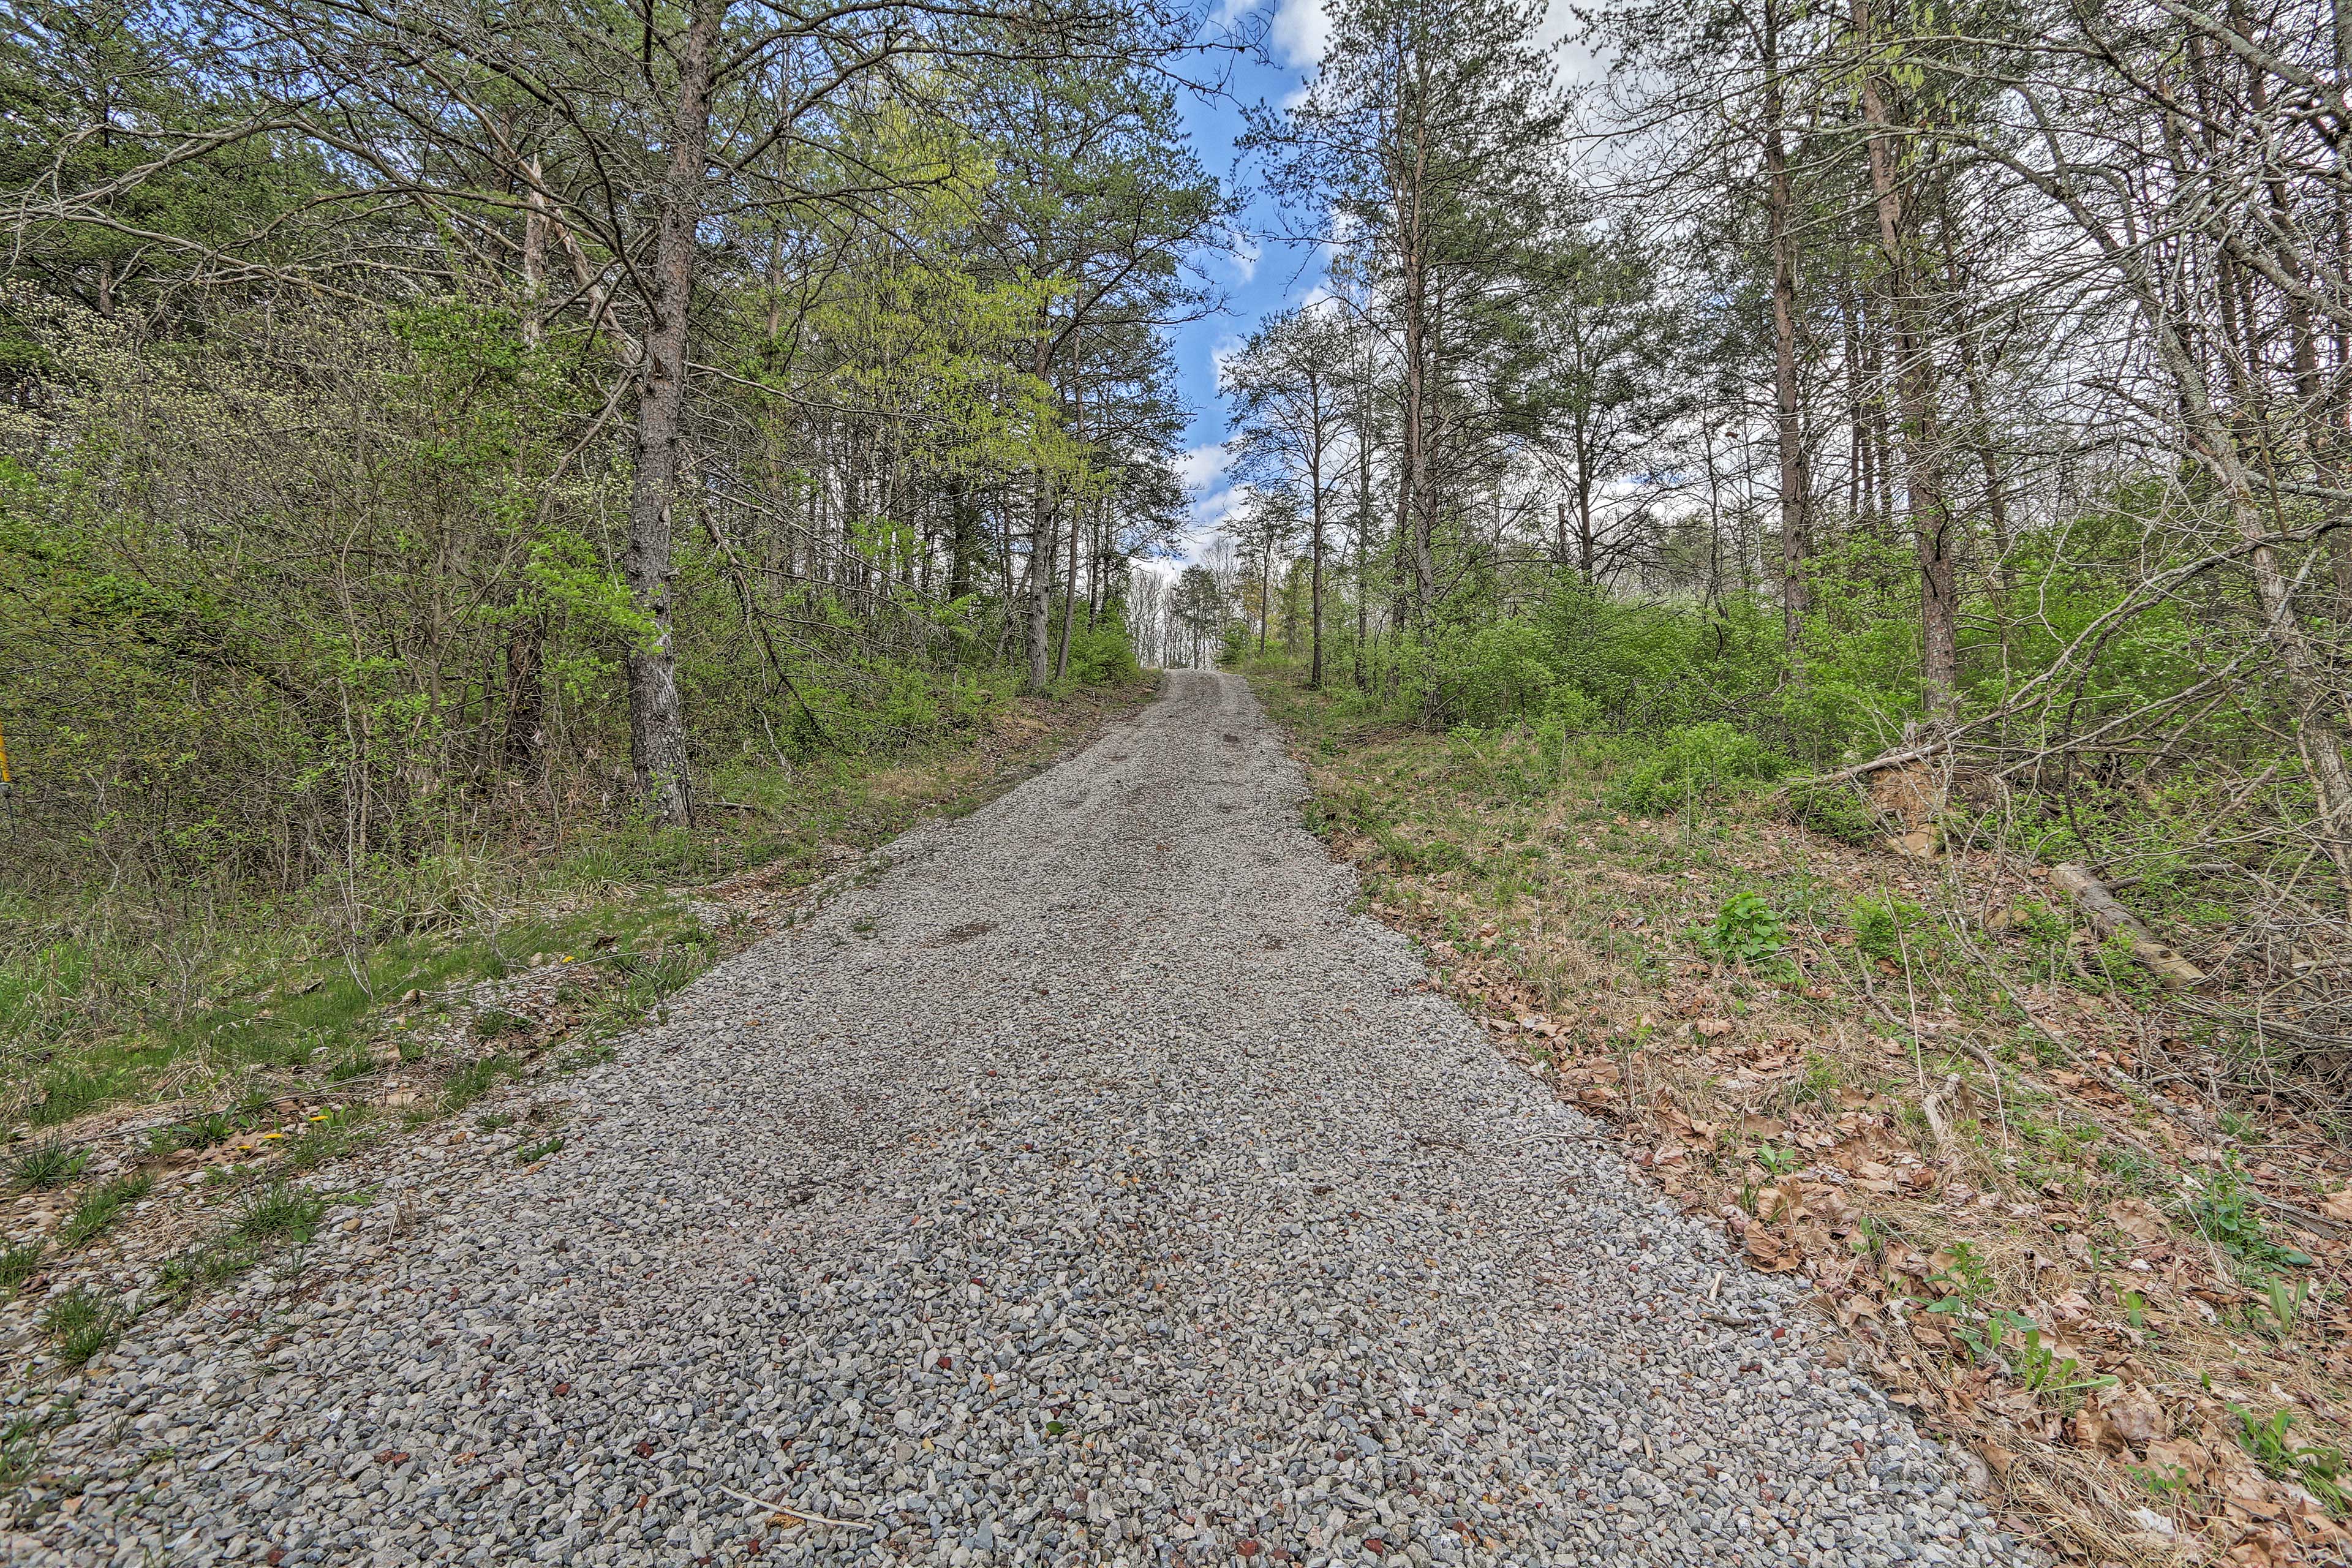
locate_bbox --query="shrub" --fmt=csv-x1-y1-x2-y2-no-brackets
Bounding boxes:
1064,617,1141,685
1783,776,1879,845
1850,895,1924,963
1612,722,1785,813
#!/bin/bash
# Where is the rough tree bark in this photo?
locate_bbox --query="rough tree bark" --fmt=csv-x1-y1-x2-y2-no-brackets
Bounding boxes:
1853,0,1958,725
621,0,723,827
1761,0,1812,649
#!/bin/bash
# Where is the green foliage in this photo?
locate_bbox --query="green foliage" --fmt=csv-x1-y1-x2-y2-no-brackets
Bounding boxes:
1782,777,1879,845
233,1181,329,1247
1702,891,1788,967
39,1285,125,1367
0,1238,46,1292
2184,1160,2313,1272
1611,722,1784,813
2232,1407,2348,1516
439,1055,521,1114
1850,895,1924,963
1063,614,1142,687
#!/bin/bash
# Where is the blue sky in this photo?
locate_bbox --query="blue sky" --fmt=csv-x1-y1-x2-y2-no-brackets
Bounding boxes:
1157,0,1336,563
1158,0,1594,565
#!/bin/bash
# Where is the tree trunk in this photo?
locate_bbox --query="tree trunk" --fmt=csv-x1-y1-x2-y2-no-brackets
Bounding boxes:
1309,450,1325,689
1026,330,1057,695
1762,0,1812,650
521,154,549,348
503,613,546,774
621,0,722,828
1853,0,1958,724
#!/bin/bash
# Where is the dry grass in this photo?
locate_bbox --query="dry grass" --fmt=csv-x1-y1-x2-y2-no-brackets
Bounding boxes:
1253,671,2352,1568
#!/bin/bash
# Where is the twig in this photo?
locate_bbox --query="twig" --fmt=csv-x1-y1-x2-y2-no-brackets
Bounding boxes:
714,1485,867,1529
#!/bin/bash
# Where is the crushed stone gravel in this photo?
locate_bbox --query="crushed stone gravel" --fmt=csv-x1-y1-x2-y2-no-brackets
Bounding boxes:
4,670,2034,1567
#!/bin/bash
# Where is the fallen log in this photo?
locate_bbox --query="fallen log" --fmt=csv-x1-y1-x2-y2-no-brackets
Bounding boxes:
2048,862,2205,987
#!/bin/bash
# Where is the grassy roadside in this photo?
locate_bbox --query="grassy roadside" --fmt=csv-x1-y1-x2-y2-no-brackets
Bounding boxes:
0,674,1156,1383
1248,666,2352,1568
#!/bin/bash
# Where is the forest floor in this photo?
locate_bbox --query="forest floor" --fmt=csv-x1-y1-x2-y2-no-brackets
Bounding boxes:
1243,666,2352,1568
0,676,1155,1439
2,669,2016,1568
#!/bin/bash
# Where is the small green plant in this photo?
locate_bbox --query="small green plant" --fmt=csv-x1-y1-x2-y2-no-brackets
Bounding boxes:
2252,1275,2312,1341
1917,1242,1998,1345
1754,1143,1801,1175
2232,1406,2349,1516
155,1239,262,1298
323,1047,377,1083
0,1238,48,1292
2185,1159,2313,1270
282,1105,375,1172
2009,1324,2117,1405
439,1054,519,1113
473,1008,529,1040
39,1286,125,1367
59,1170,155,1248
233,1181,329,1247
515,1136,564,1165
0,1403,69,1488
2097,1140,2162,1191
1703,891,1789,968
2015,899,2071,946
1850,896,1924,964
10,1138,90,1191
1796,1057,1842,1107
476,1112,514,1131
2129,1460,2196,1505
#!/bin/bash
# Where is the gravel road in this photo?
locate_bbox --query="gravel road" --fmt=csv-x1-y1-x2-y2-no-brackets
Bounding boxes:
10,670,2029,1568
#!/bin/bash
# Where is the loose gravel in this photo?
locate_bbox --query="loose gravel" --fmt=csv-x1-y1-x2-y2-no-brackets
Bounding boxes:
6,671,2032,1567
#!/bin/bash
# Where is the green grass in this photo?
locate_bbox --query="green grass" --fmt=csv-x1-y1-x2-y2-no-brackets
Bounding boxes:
9,1138,89,1190
58,1169,154,1248
0,886,713,1133
39,1286,125,1367
439,1055,520,1114
155,1238,263,1298
281,1105,379,1171
0,1238,46,1292
514,1135,564,1164
233,1181,330,1247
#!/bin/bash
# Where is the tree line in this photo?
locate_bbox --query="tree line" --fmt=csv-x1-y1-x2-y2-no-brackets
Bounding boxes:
1213,0,2349,1086
0,0,1225,899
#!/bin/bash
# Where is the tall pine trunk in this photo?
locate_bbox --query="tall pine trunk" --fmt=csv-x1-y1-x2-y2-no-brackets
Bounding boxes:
1762,0,1812,652
1853,0,1958,724
622,0,722,827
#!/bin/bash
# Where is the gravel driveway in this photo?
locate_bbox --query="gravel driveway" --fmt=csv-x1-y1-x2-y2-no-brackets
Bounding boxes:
11,670,2028,1568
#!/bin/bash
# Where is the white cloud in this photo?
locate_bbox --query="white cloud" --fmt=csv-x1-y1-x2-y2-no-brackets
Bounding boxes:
1173,442,1229,496
1269,0,1332,67
1224,232,1262,285
1207,330,1250,389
